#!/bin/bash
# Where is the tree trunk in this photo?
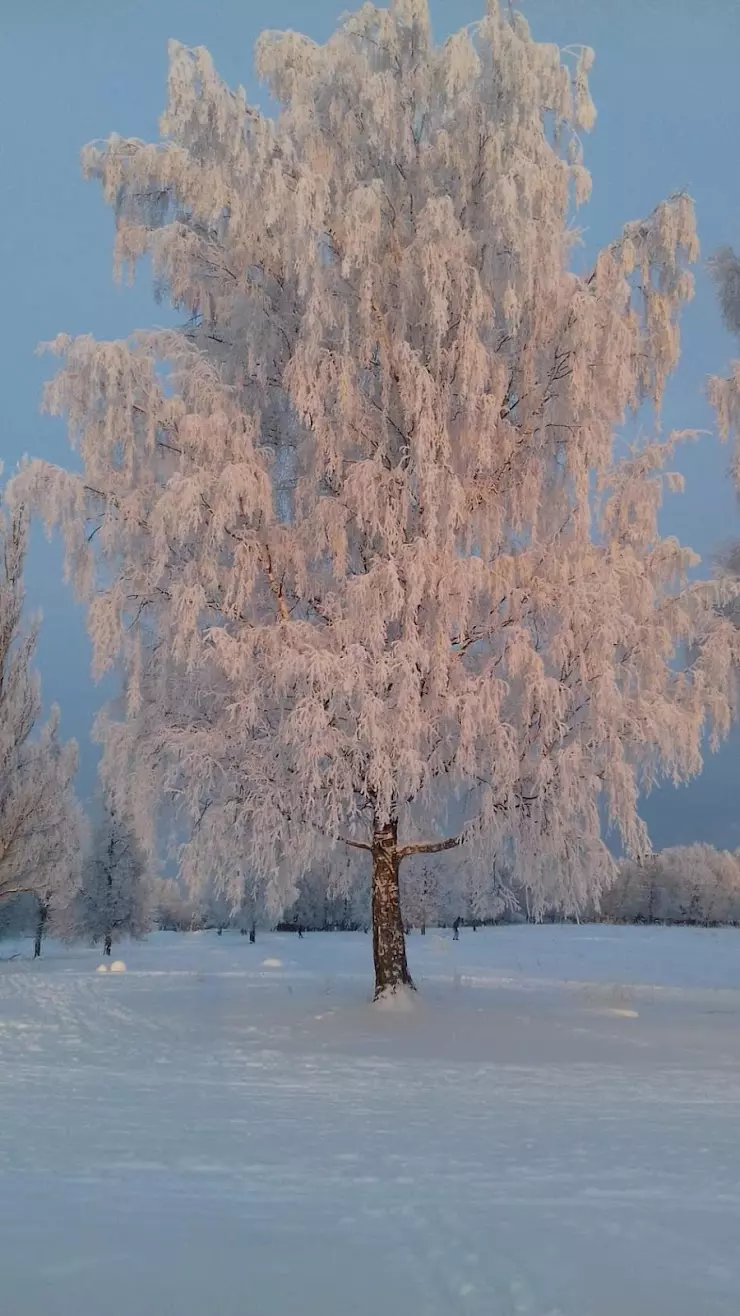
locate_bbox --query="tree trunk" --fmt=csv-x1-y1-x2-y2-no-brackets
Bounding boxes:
371,821,414,998
34,900,49,959
105,864,114,956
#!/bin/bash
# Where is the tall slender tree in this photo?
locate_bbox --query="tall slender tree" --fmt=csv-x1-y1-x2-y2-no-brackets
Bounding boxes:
12,1,739,995
0,505,82,935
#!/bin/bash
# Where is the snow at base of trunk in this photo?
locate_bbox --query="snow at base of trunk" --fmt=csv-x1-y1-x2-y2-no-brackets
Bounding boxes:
373,983,417,1012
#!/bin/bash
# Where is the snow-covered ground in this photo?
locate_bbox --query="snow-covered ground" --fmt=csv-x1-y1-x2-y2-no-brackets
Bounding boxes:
1,925,740,1316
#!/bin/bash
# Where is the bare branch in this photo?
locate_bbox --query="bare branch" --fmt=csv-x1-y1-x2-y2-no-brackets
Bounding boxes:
397,835,462,860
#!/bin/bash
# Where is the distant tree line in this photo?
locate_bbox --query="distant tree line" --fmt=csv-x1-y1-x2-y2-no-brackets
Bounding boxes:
148,842,740,936
599,845,740,927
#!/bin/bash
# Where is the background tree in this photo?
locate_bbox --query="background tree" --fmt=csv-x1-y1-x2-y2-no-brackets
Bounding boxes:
152,875,203,931
290,869,332,931
604,844,740,926
601,855,664,924
30,826,85,958
0,504,82,943
204,883,234,935
12,1,739,996
401,860,440,934
236,874,277,941
67,800,151,954
290,856,369,931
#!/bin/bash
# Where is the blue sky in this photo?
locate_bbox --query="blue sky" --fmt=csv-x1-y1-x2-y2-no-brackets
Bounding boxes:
2,0,739,844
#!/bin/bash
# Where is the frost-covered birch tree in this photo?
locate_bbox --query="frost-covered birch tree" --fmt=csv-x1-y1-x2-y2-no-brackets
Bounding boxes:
68,799,151,954
12,0,740,996
0,505,82,932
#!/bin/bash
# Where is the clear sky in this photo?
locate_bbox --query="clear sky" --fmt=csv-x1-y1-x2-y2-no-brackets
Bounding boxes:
2,0,739,844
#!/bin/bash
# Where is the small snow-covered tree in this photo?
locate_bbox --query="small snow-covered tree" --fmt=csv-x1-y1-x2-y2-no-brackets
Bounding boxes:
291,856,369,929
12,1,740,996
401,860,439,933
69,800,151,954
31,829,85,958
152,875,202,930
203,881,234,934
664,844,740,924
402,851,507,929
603,856,664,923
0,504,82,946
289,869,329,929
235,878,264,941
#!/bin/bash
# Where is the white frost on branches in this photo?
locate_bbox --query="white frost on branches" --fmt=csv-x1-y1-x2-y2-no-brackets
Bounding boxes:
708,245,740,488
707,247,740,642
605,844,740,926
10,0,739,921
0,505,83,913
65,799,152,950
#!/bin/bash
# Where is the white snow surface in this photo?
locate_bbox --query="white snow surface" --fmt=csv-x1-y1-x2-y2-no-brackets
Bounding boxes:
1,924,740,1315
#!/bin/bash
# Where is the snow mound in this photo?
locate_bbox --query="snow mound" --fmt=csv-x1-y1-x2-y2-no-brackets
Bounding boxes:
374,985,417,1012
597,1006,639,1018
109,960,127,974
262,958,282,969
96,964,109,973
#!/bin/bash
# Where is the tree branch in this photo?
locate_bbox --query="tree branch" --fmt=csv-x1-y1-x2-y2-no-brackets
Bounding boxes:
397,835,462,860
340,836,372,853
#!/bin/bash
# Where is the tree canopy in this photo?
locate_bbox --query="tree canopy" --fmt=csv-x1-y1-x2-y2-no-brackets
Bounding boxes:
11,0,739,990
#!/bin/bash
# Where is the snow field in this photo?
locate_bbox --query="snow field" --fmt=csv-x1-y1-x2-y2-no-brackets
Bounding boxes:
1,924,740,1316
